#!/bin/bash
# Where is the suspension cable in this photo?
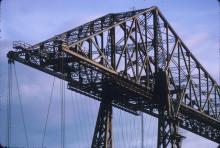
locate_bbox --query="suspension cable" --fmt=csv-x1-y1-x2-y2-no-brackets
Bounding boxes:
13,63,29,148
41,77,55,147
6,61,12,147
71,92,81,147
119,110,125,147
141,112,144,148
60,52,65,148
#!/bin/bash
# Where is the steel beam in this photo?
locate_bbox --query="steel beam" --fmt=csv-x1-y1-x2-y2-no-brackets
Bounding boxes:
91,86,112,148
155,70,184,148
7,7,220,145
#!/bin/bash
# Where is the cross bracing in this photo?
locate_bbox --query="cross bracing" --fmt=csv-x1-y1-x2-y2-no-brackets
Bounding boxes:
7,6,220,147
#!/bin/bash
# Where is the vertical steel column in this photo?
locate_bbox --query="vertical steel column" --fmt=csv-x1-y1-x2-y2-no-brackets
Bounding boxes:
92,17,113,148
110,15,116,70
110,27,116,70
188,52,192,107
91,87,112,148
153,9,159,73
157,110,169,148
198,67,201,109
101,19,104,65
144,13,150,86
39,44,44,65
124,22,128,75
153,9,184,148
155,70,183,148
153,9,170,148
155,70,170,148
135,19,139,81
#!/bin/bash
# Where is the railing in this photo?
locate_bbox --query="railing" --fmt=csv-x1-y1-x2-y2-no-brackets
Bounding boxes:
13,41,32,50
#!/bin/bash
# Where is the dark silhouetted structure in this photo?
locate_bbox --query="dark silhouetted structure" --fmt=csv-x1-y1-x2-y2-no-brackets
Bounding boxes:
7,7,220,147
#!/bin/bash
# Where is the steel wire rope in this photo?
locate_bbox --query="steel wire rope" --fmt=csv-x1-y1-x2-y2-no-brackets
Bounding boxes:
115,110,119,147
41,77,55,147
143,114,146,148
60,78,64,148
79,93,90,147
113,109,117,147
6,62,12,147
130,112,135,147
133,114,138,148
138,116,141,147
121,95,131,147
121,109,126,147
59,52,65,148
123,110,129,147
149,116,154,148
131,114,136,148
127,111,131,147
135,113,139,147
128,112,133,147
133,115,138,147
135,114,139,148
145,116,151,148
130,114,135,148
130,114,135,147
144,114,148,148
116,110,121,147
13,63,29,148
70,92,82,148
139,115,142,147
76,93,85,148
128,114,133,148
79,94,89,145
122,111,127,148
112,107,115,148
141,113,144,148
82,67,94,142
82,94,93,146
146,115,152,148
128,114,132,148
152,120,158,146
63,80,66,148
77,64,89,147
119,109,126,148
150,117,156,147
145,115,149,148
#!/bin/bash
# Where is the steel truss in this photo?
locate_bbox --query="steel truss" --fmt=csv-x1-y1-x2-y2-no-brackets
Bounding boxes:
7,6,220,147
92,83,113,148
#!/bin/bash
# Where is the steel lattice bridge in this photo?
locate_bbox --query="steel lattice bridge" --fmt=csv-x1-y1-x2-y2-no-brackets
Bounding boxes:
7,6,220,148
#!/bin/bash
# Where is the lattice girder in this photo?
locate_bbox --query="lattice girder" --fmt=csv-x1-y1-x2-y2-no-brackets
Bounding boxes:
7,6,220,144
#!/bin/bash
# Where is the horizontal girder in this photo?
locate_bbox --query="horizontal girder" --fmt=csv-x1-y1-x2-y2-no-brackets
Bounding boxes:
7,6,220,143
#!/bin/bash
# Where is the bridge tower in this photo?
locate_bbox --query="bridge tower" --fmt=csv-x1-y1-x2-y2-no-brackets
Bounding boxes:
7,6,220,147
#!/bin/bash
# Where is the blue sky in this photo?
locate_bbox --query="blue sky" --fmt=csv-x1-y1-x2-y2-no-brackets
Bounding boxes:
0,0,219,147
